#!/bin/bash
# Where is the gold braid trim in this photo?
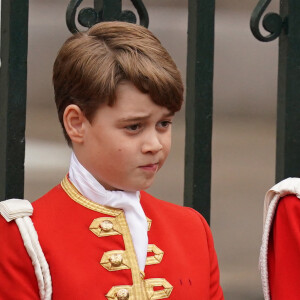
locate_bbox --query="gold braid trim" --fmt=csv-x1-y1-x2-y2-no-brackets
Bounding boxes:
145,279,173,299
100,244,164,271
117,212,149,298
106,279,173,300
61,176,149,299
61,176,122,216
61,175,172,299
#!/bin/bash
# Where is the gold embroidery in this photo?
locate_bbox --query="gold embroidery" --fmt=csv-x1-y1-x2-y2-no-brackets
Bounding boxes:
145,279,173,300
61,175,172,299
140,271,145,279
101,250,131,271
61,176,122,216
100,220,114,231
147,217,152,231
107,279,173,300
90,216,151,238
116,288,130,300
146,245,164,266
109,253,123,267
106,285,132,300
101,245,164,272
89,216,123,237
116,212,149,299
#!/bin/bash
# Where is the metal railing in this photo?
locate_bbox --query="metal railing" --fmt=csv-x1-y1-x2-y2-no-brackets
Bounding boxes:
0,0,29,200
251,0,300,182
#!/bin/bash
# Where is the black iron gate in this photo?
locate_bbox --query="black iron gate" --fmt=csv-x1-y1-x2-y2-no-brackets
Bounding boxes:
0,0,29,200
0,0,214,223
251,0,300,183
1,0,299,225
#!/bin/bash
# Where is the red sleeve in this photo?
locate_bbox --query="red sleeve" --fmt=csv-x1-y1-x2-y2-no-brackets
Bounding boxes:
0,216,40,299
268,195,300,300
187,208,224,300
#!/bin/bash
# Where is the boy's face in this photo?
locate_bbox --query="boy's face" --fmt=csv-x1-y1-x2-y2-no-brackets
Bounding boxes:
75,81,174,191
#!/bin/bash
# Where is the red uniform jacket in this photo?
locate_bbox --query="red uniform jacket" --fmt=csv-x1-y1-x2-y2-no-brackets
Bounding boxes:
268,195,300,300
0,177,223,299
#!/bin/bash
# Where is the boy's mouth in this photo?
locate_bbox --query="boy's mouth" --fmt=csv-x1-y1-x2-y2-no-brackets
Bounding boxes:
139,163,159,172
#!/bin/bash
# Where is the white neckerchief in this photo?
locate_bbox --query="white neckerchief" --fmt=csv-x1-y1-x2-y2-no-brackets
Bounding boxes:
68,152,148,271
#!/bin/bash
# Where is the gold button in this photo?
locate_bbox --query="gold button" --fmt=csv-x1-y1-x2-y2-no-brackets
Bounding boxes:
116,288,129,300
109,253,123,267
100,220,113,232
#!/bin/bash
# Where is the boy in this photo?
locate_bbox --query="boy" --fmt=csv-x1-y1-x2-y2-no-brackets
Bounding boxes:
0,22,223,299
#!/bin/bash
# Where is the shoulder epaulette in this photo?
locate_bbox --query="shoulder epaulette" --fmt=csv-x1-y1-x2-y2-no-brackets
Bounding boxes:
260,178,300,300
0,199,52,300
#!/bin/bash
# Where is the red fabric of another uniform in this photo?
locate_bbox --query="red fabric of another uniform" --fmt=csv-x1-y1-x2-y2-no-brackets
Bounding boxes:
268,195,300,300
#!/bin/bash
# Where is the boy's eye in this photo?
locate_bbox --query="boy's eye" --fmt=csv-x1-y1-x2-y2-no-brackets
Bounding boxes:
157,121,172,128
125,124,141,131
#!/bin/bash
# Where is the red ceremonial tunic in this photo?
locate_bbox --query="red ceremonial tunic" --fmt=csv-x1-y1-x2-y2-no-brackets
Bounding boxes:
0,177,223,300
268,195,300,300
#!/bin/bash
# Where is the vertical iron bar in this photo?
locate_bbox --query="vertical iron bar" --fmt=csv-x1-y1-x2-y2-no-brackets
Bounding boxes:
0,0,29,200
276,0,300,181
184,0,215,224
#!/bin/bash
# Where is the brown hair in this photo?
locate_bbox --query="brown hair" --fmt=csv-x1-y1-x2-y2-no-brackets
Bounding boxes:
53,21,184,144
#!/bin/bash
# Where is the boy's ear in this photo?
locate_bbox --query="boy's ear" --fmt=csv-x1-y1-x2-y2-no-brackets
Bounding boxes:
63,104,86,144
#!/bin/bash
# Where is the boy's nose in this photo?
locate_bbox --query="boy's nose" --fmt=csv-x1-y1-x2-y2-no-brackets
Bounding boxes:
141,133,163,154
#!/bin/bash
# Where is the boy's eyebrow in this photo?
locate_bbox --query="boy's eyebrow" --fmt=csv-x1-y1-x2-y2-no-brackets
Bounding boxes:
118,112,174,123
163,112,175,117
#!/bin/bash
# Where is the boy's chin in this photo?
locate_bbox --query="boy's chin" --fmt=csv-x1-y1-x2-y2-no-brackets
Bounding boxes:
114,181,155,192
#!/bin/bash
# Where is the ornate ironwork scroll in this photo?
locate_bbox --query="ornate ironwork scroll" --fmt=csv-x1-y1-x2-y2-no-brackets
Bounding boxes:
250,0,285,42
66,0,149,34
